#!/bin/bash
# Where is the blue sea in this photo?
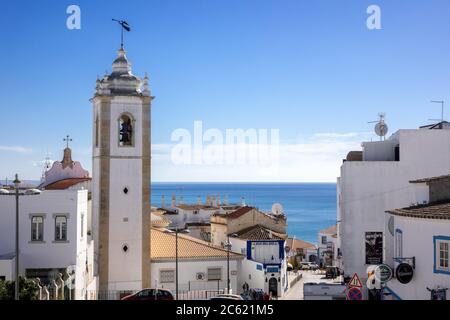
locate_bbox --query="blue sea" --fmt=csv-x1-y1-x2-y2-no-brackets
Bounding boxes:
151,183,336,244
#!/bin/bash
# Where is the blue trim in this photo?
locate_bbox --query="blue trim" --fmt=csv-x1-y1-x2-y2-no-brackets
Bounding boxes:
433,235,450,275
395,228,403,234
383,286,402,300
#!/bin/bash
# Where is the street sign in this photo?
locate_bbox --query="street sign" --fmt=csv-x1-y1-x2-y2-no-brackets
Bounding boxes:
348,273,363,288
375,264,393,283
347,287,363,301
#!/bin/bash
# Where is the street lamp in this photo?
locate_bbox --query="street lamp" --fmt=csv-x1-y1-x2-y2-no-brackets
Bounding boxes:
224,233,238,294
164,227,190,300
0,174,41,300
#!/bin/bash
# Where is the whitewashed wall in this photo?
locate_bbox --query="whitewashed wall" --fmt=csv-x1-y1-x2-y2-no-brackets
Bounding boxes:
386,215,450,300
338,129,450,282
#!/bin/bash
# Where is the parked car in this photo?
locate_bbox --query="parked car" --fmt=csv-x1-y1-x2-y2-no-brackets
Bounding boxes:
121,288,174,300
210,294,244,300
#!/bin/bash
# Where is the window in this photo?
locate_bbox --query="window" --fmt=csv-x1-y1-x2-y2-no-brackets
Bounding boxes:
160,270,175,283
435,239,450,273
31,216,44,241
119,114,133,147
321,236,327,245
395,229,403,258
207,267,222,281
55,216,67,241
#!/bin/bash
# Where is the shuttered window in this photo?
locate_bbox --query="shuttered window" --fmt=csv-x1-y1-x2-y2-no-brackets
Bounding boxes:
160,270,175,283
207,267,222,281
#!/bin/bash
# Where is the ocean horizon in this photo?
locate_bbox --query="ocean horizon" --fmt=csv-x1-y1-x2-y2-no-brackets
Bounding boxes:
151,182,337,244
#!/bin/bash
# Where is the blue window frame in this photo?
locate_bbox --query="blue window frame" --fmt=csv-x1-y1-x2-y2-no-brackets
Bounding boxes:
433,236,450,275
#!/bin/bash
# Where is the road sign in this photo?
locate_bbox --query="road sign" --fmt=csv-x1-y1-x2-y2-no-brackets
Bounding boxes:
347,287,363,301
349,273,363,288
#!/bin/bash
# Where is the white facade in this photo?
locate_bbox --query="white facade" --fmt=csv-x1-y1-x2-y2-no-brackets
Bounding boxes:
151,259,240,296
317,227,337,267
337,128,450,287
385,214,450,300
0,189,91,299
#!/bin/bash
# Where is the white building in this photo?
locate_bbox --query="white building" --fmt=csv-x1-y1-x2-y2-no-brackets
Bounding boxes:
0,146,96,300
150,227,243,298
91,46,152,296
285,237,318,264
317,225,337,267
337,123,450,297
228,226,288,298
384,174,450,300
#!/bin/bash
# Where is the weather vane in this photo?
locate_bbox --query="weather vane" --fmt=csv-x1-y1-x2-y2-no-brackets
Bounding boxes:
112,19,131,49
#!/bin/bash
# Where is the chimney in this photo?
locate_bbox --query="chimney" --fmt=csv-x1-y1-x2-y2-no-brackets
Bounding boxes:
217,194,221,206
161,195,165,208
171,194,176,207
197,195,201,205
241,197,246,206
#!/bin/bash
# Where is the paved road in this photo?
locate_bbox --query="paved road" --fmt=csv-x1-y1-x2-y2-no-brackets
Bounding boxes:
281,271,341,300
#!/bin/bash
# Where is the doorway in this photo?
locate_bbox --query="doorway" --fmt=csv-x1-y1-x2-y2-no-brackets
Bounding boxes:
268,277,278,297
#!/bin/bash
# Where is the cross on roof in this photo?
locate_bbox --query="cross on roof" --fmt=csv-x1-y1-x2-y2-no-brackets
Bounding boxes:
63,135,72,148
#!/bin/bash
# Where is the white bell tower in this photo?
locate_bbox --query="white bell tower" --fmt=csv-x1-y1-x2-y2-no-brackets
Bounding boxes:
91,47,152,296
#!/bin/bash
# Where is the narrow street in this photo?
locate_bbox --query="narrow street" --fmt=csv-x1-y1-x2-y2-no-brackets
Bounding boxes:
281,271,329,300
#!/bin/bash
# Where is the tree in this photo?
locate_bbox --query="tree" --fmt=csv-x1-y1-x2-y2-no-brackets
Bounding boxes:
0,277,39,300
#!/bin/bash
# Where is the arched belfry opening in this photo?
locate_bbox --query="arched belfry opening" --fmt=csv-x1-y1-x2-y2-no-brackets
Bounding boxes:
119,113,134,146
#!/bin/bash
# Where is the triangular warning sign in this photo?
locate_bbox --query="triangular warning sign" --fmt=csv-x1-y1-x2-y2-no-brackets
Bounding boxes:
348,273,363,288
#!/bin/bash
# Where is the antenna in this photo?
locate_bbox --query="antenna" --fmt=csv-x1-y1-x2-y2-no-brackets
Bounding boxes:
368,113,388,141
430,100,445,123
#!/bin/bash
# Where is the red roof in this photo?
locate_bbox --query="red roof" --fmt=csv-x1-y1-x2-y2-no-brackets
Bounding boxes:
227,206,253,219
44,178,91,190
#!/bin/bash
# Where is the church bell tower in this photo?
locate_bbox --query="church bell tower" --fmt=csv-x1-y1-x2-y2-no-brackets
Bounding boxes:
91,46,152,295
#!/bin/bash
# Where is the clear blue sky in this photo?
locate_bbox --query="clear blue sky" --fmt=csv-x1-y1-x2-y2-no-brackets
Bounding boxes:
1,0,450,181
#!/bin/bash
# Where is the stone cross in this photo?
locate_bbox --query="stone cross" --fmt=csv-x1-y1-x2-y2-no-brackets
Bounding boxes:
63,135,72,148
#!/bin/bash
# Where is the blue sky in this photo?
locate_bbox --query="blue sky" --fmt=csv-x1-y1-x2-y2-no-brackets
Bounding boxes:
1,0,450,182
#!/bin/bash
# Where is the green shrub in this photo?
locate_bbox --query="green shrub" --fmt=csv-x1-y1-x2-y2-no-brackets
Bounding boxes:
0,277,39,300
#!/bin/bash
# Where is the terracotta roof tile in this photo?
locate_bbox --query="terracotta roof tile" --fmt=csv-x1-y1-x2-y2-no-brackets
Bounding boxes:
410,174,450,184
386,201,450,220
227,206,253,219
319,225,337,235
151,228,243,260
232,225,285,240
286,238,317,250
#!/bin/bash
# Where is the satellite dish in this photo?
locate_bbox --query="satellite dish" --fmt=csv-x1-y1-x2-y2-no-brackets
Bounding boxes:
388,216,394,236
369,113,388,140
271,203,283,215
375,122,388,137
